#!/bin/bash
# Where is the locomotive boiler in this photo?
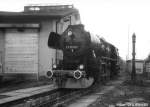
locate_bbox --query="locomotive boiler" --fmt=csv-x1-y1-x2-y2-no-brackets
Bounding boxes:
46,24,119,88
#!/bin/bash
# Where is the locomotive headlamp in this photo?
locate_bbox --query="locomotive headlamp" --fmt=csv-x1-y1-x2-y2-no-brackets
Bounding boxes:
79,64,84,70
68,30,72,36
53,64,57,69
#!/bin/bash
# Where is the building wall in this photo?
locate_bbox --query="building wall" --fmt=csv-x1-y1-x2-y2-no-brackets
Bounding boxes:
126,60,144,74
71,13,81,25
136,62,144,74
58,13,81,34
145,62,150,72
39,20,56,76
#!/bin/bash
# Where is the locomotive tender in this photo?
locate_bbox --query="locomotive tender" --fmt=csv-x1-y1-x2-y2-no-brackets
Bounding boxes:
47,24,119,88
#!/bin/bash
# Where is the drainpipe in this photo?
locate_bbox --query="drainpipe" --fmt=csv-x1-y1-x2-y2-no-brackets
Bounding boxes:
55,20,59,64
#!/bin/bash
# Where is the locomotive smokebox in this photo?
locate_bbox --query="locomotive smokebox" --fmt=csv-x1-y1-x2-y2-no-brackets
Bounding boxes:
60,24,91,58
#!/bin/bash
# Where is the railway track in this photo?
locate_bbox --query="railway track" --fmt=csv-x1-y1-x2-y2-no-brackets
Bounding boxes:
0,79,51,93
0,88,58,107
37,89,93,107
42,84,98,107
0,76,113,107
53,88,94,107
0,83,97,107
53,77,122,107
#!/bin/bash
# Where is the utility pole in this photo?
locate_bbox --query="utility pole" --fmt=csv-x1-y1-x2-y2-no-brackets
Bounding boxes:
128,25,130,60
131,33,136,82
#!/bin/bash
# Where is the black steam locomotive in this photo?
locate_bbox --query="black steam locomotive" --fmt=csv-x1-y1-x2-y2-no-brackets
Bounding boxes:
47,24,120,88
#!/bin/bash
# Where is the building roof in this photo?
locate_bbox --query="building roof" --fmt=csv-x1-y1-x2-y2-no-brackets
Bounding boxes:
0,5,79,23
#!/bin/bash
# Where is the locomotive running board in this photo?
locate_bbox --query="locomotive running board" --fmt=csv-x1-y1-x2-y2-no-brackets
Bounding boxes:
64,77,94,88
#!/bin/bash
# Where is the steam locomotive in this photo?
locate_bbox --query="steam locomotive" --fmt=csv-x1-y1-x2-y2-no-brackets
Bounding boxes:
47,24,120,88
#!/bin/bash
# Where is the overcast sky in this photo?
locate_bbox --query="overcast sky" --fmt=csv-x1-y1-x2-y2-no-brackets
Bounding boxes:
0,0,150,60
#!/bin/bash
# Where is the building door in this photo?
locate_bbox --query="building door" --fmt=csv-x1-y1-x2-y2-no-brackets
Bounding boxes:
5,29,38,74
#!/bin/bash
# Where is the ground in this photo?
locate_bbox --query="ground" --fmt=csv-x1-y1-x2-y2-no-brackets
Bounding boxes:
0,76,52,94
89,74,150,107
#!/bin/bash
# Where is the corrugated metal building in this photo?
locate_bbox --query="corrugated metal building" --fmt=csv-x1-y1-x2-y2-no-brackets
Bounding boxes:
0,5,81,80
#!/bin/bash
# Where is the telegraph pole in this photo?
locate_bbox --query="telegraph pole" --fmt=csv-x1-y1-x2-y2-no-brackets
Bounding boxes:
131,33,136,82
128,25,130,60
